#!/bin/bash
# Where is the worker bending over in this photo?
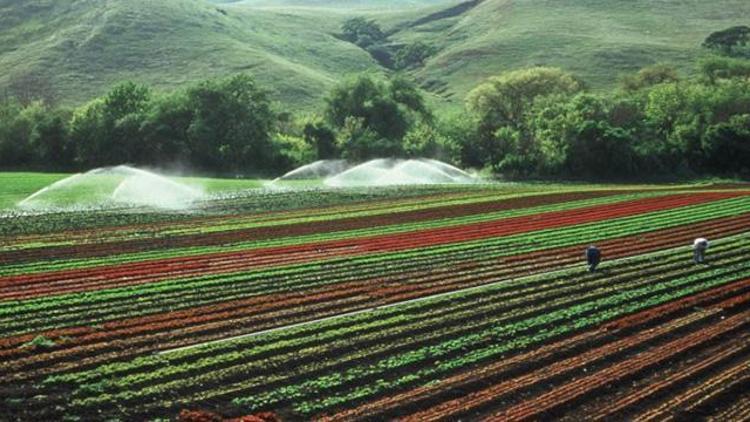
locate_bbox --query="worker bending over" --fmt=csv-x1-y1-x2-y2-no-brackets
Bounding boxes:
586,245,601,273
694,238,709,264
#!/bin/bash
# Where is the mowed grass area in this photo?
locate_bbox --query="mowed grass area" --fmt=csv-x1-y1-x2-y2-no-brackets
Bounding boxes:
0,172,266,209
0,173,74,210
2,0,748,110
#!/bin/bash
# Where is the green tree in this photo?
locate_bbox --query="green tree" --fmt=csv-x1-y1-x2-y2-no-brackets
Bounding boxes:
389,76,430,119
336,116,400,161
270,134,315,170
341,17,385,47
69,99,105,166
529,94,576,174
698,56,750,84
394,42,434,70
491,126,531,176
70,81,151,166
185,74,275,173
432,111,478,167
29,110,73,167
303,121,338,159
703,26,750,55
402,122,452,159
703,114,750,173
466,67,582,172
467,67,582,130
530,94,639,178
140,92,193,165
644,79,750,172
325,75,429,160
0,99,35,166
564,95,636,177
619,64,680,92
643,82,703,170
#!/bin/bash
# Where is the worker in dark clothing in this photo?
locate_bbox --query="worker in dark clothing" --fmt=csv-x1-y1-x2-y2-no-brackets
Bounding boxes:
693,238,709,264
586,245,601,273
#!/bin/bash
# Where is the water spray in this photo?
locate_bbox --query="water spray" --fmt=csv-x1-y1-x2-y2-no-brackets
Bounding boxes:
17,165,205,212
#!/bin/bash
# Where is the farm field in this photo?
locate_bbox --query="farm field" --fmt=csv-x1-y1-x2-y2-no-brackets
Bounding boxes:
1,177,750,420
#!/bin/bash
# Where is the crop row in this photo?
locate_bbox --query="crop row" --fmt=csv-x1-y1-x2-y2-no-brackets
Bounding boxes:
588,323,750,420
0,190,656,275
39,239,748,379
9,208,750,306
701,387,750,422
3,192,748,308
3,191,716,290
3,208,748,351
389,309,722,422
32,243,750,419
6,237,746,396
0,190,665,272
0,190,735,270
6,235,742,384
0,187,514,250
492,308,750,422
90,275,750,419
274,265,750,418
1,184,496,237
3,213,748,358
3,191,744,280
326,277,750,421
3,190,618,252
3,196,748,333
2,207,748,363
631,352,750,422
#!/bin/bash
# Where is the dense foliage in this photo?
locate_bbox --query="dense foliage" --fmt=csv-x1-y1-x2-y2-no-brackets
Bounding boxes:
703,26,750,56
341,17,387,48
458,59,750,178
0,75,306,175
0,54,749,178
324,75,431,161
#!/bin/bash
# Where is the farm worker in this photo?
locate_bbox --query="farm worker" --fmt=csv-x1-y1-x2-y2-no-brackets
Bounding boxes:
586,245,601,273
693,238,709,264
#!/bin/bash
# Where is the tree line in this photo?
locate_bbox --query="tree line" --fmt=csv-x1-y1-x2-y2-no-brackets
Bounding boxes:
1,55,749,178
460,58,750,178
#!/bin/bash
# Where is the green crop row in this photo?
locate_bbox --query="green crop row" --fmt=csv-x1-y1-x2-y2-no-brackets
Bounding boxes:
0,185,507,237
2,188,519,251
52,242,750,418
0,190,666,276
54,245,715,390
247,262,750,416
8,192,747,315
2,196,748,336
47,237,743,388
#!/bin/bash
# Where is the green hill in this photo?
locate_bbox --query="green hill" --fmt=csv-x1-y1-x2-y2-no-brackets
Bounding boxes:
0,0,392,108
387,0,750,106
0,0,748,110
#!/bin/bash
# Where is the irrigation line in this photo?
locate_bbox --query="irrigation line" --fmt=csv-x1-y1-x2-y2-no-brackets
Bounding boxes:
158,232,749,355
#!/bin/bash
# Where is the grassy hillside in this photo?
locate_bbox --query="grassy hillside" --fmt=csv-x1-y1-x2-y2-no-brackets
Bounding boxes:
0,0,389,108
391,0,750,106
219,0,449,9
0,0,748,110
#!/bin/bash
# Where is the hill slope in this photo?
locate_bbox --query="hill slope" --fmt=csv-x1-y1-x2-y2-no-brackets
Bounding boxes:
392,0,750,105
0,0,386,108
0,0,748,109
